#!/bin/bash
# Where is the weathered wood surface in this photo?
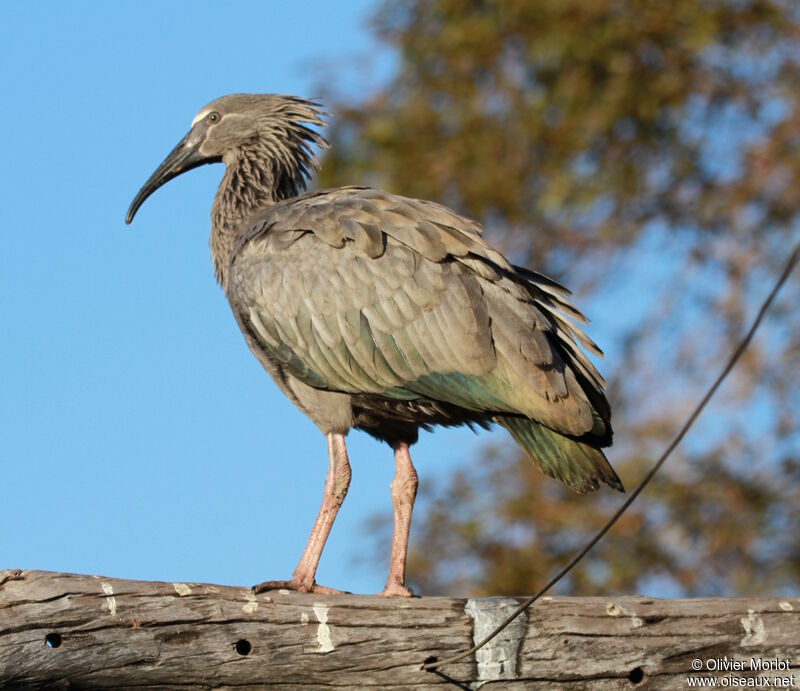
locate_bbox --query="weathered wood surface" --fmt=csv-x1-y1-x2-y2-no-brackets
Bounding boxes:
0,569,797,689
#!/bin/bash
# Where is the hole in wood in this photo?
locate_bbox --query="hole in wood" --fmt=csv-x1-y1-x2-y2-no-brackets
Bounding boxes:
629,666,644,684
424,656,438,666
45,633,62,649
235,639,251,656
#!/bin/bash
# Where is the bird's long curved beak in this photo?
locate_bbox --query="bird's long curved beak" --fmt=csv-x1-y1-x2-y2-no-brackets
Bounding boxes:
125,128,219,224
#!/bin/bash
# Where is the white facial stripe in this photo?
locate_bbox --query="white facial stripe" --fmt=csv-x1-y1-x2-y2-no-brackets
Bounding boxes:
191,109,212,126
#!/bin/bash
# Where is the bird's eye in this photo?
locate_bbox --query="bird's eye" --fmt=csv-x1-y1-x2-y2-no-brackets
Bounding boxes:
207,112,220,124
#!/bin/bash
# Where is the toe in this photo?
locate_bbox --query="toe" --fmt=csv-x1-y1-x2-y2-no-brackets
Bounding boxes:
252,579,291,594
380,582,414,597
252,578,347,595
311,583,347,594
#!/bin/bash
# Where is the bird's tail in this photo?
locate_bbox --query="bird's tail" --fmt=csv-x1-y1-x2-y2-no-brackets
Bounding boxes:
497,416,624,494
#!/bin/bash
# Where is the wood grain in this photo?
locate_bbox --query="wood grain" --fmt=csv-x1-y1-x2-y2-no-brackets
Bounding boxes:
1,569,797,688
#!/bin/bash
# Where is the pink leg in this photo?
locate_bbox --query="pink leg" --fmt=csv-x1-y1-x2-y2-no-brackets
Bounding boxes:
253,432,351,595
381,441,418,597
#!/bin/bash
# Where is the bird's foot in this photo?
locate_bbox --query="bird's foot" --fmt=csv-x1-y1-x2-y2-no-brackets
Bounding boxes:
252,578,347,595
380,581,414,597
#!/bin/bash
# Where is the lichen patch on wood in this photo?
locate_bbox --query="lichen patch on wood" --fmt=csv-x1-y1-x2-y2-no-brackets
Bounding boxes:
312,602,335,653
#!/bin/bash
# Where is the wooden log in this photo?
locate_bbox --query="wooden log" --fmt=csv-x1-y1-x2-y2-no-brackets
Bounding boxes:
0,569,798,689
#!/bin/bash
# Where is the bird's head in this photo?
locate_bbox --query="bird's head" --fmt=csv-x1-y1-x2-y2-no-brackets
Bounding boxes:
126,94,328,223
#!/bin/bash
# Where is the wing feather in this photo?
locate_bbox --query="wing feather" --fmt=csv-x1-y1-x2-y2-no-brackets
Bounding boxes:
228,186,609,440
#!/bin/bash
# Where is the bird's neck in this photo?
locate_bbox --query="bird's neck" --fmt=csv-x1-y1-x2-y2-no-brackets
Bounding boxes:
210,143,311,288
210,149,280,288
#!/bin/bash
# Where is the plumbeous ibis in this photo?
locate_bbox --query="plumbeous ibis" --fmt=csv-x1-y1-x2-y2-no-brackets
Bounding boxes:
126,94,622,596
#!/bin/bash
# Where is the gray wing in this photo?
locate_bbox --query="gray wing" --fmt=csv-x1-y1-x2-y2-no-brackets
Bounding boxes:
228,186,607,438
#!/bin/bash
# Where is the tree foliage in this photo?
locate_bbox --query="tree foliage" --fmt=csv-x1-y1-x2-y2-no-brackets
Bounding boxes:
319,0,800,596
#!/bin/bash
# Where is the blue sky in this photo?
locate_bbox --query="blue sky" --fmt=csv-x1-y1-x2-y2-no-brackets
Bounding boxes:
0,0,493,594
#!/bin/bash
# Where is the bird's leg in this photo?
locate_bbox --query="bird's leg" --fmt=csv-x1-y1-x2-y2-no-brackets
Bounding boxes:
253,432,351,595
380,441,418,597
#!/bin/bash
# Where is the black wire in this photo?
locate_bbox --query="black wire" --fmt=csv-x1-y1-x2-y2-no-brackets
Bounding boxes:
422,239,800,673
